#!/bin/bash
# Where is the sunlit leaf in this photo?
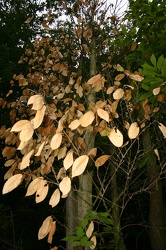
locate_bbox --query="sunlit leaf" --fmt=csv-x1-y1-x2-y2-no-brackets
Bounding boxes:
25,177,44,196
19,149,34,170
154,148,160,161
86,221,94,238
11,120,32,132
87,74,101,84
68,119,80,130
128,122,140,139
50,133,62,150
72,155,89,178
2,174,23,194
88,148,97,158
95,155,110,167
38,216,52,240
47,220,56,244
19,127,34,142
59,176,71,196
153,87,160,95
115,73,125,81
158,123,166,137
28,95,44,110
31,105,46,129
129,74,144,82
90,236,97,250
35,141,45,156
36,180,49,203
49,188,61,208
79,111,95,127
63,150,73,170
97,108,109,122
113,88,124,100
4,159,16,167
108,128,123,147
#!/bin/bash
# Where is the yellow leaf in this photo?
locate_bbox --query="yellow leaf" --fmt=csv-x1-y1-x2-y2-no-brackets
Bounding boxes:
63,150,73,170
72,155,89,178
108,128,123,147
36,180,49,203
49,188,60,208
50,133,62,150
86,221,94,238
68,119,80,130
128,122,140,139
59,176,71,196
11,120,32,132
19,149,34,170
31,105,46,129
113,88,124,100
95,155,110,167
2,174,23,194
47,220,56,244
28,95,44,110
87,74,101,85
97,108,109,122
25,177,44,196
19,127,34,141
79,111,95,127
158,123,166,137
4,159,16,167
90,235,97,250
35,141,45,156
38,216,52,240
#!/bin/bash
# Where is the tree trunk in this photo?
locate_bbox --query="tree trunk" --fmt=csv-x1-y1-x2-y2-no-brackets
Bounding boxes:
142,127,166,250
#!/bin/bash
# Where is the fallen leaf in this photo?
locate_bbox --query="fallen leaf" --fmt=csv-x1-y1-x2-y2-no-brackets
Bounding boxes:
2,174,23,194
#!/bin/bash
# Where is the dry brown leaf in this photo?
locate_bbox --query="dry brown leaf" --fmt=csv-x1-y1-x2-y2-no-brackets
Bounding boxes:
47,221,56,244
128,122,140,139
97,108,109,122
4,159,16,167
31,105,46,129
129,74,144,82
59,176,71,196
68,119,80,130
86,221,94,238
95,155,110,167
35,180,49,203
115,73,125,81
19,127,34,142
107,86,115,94
63,150,74,170
11,120,32,132
153,87,160,95
19,149,34,170
38,216,52,240
2,146,16,159
25,177,44,196
58,146,67,160
72,155,89,178
108,128,123,147
2,174,23,194
88,148,97,158
28,95,44,110
35,141,45,156
154,148,160,161
50,133,62,150
158,123,166,137
79,111,95,127
87,74,101,85
113,88,124,100
90,235,97,250
49,188,61,208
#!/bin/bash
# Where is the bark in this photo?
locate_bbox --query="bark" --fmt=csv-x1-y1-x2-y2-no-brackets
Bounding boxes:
142,127,166,250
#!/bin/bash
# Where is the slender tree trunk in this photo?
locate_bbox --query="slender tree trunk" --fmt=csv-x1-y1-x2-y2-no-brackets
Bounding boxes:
142,127,166,250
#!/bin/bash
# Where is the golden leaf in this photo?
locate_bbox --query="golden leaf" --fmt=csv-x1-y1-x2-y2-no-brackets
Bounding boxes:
28,95,44,110
158,123,166,137
2,174,23,194
49,188,61,208
72,155,89,178
19,149,34,170
95,155,110,167
108,128,123,147
128,122,140,139
79,111,95,127
86,221,94,238
68,119,80,130
38,216,52,240
35,180,49,203
25,177,44,196
31,105,46,129
11,120,32,132
59,176,71,196
50,133,62,150
113,88,124,100
97,108,109,122
19,127,34,142
63,150,74,170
